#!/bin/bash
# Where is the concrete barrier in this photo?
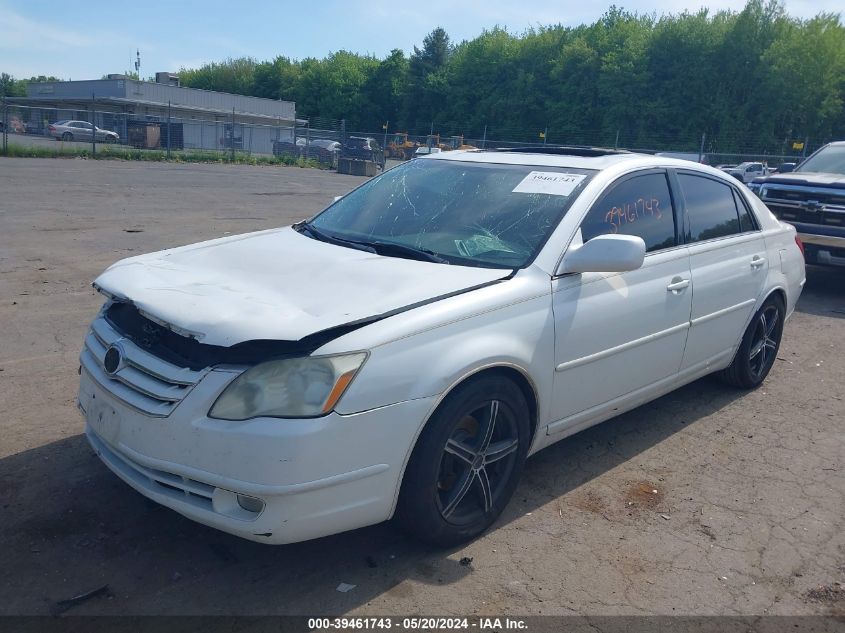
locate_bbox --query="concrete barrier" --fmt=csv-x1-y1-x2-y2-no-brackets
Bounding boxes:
337,158,377,176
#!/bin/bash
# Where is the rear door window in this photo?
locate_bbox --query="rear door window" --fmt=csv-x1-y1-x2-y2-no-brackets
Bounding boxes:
678,173,742,242
580,171,678,252
733,190,756,232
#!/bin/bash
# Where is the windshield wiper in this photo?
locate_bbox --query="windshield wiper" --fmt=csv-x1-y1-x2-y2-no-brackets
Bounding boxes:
361,240,450,264
294,221,376,253
295,222,448,263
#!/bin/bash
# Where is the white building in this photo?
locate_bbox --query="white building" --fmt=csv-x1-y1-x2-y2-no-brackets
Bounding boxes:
22,75,298,154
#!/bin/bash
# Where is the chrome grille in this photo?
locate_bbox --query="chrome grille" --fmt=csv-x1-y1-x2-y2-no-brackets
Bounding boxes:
761,183,845,226
80,316,207,417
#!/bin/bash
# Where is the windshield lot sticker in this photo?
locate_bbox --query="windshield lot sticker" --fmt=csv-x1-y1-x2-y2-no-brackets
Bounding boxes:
512,172,586,196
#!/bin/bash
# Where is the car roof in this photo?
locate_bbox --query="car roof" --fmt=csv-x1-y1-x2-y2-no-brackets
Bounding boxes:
426,148,698,171
425,148,747,185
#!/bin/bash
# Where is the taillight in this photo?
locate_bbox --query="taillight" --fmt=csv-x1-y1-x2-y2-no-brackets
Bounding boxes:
48,125,55,131
795,235,804,256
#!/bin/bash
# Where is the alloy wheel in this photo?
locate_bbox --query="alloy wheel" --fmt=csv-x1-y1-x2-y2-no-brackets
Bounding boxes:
748,305,780,379
435,399,520,525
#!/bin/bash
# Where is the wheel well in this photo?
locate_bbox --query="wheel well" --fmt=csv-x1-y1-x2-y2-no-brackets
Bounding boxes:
765,287,787,309
454,366,540,447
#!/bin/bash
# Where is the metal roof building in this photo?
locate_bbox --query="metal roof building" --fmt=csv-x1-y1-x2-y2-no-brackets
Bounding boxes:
25,77,296,124
15,76,298,154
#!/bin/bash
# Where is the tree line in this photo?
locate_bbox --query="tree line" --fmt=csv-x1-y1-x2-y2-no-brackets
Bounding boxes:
175,1,844,153
3,1,843,153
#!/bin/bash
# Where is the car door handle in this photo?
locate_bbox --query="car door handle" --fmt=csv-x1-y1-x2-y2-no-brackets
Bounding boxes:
666,277,690,293
750,256,767,268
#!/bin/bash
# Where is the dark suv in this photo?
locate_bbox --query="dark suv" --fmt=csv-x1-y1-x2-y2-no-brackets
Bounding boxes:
750,141,845,267
340,136,385,169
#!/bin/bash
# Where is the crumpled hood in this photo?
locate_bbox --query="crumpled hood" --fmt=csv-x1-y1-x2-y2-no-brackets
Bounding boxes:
94,227,509,347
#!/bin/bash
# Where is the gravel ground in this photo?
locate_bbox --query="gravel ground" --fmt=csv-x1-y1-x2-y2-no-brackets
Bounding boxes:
0,157,843,618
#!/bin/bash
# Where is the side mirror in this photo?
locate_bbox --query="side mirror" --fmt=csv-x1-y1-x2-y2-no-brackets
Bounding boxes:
778,163,795,173
559,234,646,274
333,195,343,203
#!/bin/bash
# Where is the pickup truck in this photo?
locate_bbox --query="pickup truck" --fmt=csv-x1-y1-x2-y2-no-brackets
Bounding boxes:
749,141,845,267
722,162,767,183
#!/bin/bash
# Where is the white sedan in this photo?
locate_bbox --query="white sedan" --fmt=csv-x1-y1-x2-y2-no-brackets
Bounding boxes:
78,148,805,546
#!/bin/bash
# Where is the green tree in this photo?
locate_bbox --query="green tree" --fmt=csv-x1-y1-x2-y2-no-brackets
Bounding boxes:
167,1,845,151
253,56,301,102
405,27,453,132
179,57,258,95
360,49,409,131
762,14,845,143
0,73,27,97
295,52,378,128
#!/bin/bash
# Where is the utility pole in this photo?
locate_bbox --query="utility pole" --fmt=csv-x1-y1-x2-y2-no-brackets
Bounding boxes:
91,92,96,157
2,99,7,156
383,120,388,153
614,129,620,150
482,124,487,149
231,107,235,162
166,100,171,160
543,127,548,146
802,136,809,158
698,132,706,163
305,120,310,160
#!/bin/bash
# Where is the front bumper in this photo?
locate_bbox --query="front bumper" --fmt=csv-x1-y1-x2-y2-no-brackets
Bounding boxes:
79,367,435,544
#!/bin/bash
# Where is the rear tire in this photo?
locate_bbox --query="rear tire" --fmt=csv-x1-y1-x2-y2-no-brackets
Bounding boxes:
719,295,784,389
398,374,530,547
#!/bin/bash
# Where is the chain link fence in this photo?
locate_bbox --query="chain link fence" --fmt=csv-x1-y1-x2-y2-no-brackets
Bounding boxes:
0,102,313,163
1,100,828,170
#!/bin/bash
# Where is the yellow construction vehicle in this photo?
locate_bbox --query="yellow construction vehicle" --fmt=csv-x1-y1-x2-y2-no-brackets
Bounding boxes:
448,135,477,151
385,132,419,160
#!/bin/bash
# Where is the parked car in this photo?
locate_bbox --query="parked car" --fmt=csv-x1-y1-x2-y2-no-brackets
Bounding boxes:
654,151,708,164
79,147,804,546
341,136,385,169
50,120,119,143
304,139,341,164
749,141,845,267
722,161,767,183
273,138,340,164
414,146,442,156
308,139,341,152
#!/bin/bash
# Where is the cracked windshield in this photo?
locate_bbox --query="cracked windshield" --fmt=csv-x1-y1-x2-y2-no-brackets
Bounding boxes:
306,159,595,268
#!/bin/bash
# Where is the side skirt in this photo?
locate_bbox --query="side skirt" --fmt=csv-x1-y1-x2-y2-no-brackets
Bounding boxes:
530,348,733,454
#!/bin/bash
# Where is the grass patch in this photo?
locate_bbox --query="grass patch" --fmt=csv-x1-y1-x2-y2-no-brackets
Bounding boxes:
3,142,327,168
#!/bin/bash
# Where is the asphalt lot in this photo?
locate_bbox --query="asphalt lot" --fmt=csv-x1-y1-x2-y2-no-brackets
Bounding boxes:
0,157,843,617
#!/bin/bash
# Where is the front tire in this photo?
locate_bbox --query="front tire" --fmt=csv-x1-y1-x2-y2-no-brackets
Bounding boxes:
398,374,530,546
61,132,73,142
719,295,784,389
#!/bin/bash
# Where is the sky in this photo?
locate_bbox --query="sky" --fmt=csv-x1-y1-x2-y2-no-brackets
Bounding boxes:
1,0,841,80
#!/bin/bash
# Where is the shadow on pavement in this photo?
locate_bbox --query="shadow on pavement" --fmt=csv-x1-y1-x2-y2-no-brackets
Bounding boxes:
0,376,748,615
795,265,845,319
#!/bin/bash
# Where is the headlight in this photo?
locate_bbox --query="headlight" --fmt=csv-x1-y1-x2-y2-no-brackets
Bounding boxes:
209,352,367,420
